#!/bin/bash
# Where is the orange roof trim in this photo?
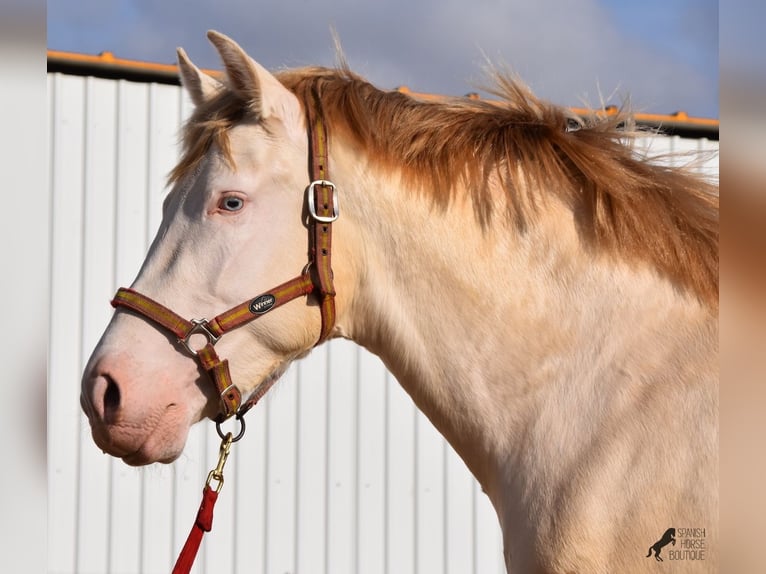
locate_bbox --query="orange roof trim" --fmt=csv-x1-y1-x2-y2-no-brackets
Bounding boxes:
47,49,718,137
48,49,181,75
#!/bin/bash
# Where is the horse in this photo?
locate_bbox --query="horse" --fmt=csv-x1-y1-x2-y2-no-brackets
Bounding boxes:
647,528,676,562
80,31,718,573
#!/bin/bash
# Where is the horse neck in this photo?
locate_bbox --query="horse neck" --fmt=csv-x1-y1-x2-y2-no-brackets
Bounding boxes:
330,145,716,494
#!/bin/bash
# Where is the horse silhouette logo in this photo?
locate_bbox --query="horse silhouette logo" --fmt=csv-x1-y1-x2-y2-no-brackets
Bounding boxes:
647,528,676,561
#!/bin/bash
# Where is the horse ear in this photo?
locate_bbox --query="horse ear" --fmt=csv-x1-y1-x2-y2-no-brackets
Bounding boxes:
206,30,301,123
176,47,222,107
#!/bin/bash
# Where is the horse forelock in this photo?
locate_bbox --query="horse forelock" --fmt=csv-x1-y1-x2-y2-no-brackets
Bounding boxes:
170,65,719,308
168,90,253,186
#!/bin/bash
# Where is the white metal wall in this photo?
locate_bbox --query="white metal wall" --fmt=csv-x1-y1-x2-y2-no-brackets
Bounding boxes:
47,72,718,574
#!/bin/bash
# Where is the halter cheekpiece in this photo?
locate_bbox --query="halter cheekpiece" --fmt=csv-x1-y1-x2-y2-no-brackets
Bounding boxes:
110,88,338,422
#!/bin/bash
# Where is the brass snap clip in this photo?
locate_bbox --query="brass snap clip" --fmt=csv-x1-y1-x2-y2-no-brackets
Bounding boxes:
205,432,234,493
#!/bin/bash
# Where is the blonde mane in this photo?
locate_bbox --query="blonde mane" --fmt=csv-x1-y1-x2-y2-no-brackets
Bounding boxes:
170,66,719,308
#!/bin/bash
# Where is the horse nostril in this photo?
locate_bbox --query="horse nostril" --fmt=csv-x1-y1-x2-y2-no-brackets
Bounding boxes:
103,375,121,424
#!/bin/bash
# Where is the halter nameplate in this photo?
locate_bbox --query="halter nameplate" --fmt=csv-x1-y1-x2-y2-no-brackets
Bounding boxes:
111,97,337,420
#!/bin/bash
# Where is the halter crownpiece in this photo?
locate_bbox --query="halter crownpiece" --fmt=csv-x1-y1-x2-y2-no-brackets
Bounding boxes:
111,91,337,421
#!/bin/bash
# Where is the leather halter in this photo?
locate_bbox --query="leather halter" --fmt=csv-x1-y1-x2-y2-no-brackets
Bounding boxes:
111,91,337,421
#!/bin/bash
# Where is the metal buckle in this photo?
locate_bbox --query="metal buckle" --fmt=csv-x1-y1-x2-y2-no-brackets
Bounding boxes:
179,319,220,356
307,180,339,223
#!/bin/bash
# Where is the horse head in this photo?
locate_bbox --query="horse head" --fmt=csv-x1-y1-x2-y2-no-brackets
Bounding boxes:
80,32,344,465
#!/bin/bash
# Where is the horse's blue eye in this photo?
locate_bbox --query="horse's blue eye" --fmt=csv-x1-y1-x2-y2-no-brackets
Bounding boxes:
220,196,244,212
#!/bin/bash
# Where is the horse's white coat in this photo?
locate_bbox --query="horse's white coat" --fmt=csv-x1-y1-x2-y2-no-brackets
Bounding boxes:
81,32,718,573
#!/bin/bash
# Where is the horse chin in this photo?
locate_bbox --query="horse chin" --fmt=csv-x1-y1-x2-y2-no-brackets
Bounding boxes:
89,403,192,466
100,428,188,467
122,447,183,467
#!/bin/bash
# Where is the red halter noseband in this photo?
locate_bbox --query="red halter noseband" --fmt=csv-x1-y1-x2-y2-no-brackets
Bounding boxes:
110,91,337,421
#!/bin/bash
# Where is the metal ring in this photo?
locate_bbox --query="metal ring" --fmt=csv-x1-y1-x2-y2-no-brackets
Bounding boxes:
215,413,246,442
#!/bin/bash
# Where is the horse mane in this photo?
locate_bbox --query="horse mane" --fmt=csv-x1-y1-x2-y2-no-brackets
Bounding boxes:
170,66,719,308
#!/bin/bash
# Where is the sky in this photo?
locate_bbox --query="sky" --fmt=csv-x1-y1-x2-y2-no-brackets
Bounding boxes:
47,0,719,119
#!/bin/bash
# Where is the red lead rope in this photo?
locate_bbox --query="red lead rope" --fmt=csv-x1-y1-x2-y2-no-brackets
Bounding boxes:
172,431,233,574
172,486,219,574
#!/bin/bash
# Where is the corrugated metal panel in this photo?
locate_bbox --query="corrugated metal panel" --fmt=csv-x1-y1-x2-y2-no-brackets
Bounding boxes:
47,72,718,574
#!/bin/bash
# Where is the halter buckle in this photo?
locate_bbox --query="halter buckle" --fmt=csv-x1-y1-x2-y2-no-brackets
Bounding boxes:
307,180,339,223
179,319,220,356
